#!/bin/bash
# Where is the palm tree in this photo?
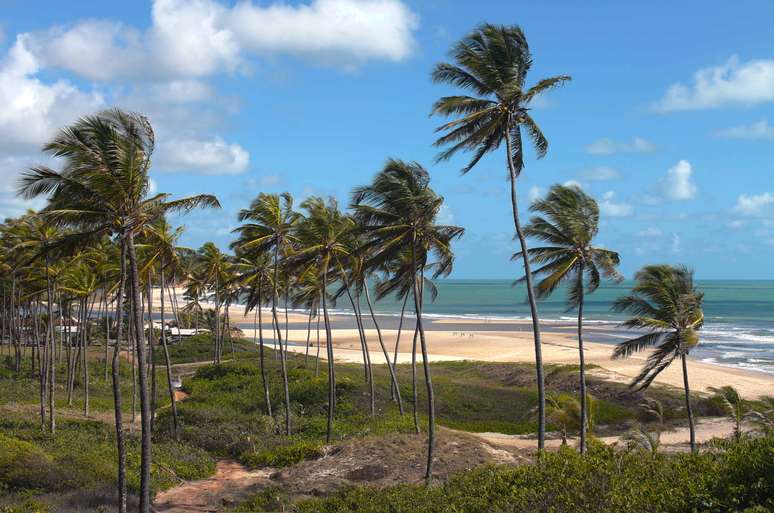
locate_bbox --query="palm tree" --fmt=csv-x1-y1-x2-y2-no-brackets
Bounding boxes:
519,184,621,453
431,24,571,449
290,196,353,442
612,265,704,453
709,386,747,441
352,159,463,480
233,192,299,436
233,252,274,416
18,108,220,513
196,242,230,363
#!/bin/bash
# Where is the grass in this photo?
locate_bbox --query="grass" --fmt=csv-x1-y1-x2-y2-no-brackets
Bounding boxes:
154,333,258,365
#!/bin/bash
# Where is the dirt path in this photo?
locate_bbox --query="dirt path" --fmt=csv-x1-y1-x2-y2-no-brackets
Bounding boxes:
152,460,272,513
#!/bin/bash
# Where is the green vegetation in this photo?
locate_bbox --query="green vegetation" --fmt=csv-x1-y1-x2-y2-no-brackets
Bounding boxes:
155,333,256,365
0,417,213,506
289,435,774,513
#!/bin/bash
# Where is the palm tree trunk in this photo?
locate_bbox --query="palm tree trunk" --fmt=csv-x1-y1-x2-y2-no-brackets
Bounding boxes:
146,281,156,433
681,354,696,453
44,258,55,434
411,239,434,481
304,308,312,366
505,125,545,450
315,294,321,377
272,245,291,435
577,267,587,454
214,275,221,364
126,232,152,513
322,267,335,444
344,285,373,413
82,297,90,416
160,266,180,441
410,319,420,434
392,294,408,400
104,285,110,381
112,238,128,513
257,279,272,417
363,280,404,415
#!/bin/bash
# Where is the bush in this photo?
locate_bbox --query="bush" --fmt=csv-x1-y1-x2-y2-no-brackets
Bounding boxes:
295,435,774,513
240,440,324,468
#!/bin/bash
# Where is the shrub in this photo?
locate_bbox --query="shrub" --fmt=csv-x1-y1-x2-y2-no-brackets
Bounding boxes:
240,439,324,468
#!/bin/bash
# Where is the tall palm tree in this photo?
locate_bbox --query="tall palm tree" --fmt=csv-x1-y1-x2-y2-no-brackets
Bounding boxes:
233,192,299,436
431,24,570,449
519,184,621,452
290,196,353,442
18,108,220,513
612,265,704,453
352,159,463,480
196,242,230,363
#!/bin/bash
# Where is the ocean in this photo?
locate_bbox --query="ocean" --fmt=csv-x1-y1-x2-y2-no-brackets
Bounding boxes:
342,279,774,375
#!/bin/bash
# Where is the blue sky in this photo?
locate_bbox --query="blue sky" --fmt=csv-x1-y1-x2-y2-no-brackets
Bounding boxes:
2,1,774,279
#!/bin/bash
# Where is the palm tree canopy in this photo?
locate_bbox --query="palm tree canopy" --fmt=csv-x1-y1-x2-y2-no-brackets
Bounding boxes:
612,265,704,390
516,184,622,308
431,24,570,174
351,159,464,278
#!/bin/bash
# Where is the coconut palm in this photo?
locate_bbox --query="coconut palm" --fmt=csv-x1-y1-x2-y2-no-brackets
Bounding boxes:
290,196,353,442
709,386,748,441
196,242,231,364
352,159,463,480
233,192,299,436
431,24,571,449
18,108,220,513
518,184,621,453
612,265,704,453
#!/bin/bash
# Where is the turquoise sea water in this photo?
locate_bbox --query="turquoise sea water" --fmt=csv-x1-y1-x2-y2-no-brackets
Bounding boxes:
344,280,774,375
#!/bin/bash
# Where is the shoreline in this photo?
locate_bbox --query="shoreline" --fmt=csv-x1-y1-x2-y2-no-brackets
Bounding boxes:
146,288,774,399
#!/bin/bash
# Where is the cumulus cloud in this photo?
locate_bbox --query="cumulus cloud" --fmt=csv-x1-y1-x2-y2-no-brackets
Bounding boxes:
580,166,620,181
155,136,249,175
21,0,418,81
585,136,655,155
599,191,633,217
563,180,582,189
658,160,697,201
654,56,774,112
716,119,774,140
0,38,104,152
733,192,774,216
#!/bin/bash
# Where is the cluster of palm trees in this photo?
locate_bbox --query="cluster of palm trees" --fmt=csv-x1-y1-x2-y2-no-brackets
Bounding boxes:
0,21,716,512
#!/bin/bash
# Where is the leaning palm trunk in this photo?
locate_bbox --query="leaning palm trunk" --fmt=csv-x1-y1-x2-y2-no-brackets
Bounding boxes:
81,296,90,417
44,257,56,433
410,320,420,434
363,281,404,415
272,246,291,435
146,282,157,433
344,285,374,414
411,241,435,481
505,126,545,450
577,267,588,454
127,233,152,513
391,294,409,400
257,279,271,416
315,293,322,377
322,268,335,443
304,308,313,366
159,266,180,441
681,354,696,453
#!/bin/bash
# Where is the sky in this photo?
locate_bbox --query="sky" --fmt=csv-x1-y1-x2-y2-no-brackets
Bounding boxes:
2,0,774,279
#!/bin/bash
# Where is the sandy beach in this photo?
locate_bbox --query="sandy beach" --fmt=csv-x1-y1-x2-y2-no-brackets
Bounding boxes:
146,288,774,400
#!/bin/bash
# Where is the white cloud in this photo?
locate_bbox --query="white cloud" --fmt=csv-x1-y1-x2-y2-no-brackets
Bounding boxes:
733,192,774,216
639,227,662,237
563,180,582,189
22,0,418,81
527,186,543,203
659,160,697,201
599,191,633,217
0,37,104,152
156,136,249,175
580,166,620,181
0,156,47,219
716,119,774,140
585,136,655,155
437,203,455,225
654,56,774,112
670,233,681,254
